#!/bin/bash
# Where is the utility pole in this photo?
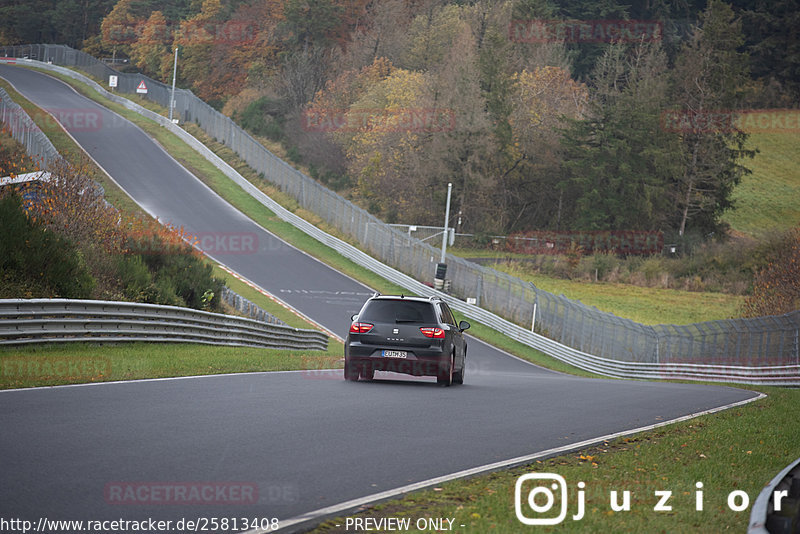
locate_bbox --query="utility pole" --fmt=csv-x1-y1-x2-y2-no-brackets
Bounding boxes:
169,47,178,122
440,182,452,264
434,183,452,291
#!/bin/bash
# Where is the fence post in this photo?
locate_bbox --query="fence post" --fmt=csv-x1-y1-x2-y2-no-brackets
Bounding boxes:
795,326,799,366
655,332,659,364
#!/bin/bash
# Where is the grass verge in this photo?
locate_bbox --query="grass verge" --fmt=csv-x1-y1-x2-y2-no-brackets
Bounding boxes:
312,387,794,533
448,248,745,325
0,342,340,390
723,130,800,236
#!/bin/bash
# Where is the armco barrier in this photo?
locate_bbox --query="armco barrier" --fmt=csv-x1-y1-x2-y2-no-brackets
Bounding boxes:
0,299,328,351
3,55,798,385
748,457,800,534
220,286,285,326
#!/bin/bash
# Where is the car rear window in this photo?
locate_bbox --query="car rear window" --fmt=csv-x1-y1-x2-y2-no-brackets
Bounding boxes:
359,300,437,324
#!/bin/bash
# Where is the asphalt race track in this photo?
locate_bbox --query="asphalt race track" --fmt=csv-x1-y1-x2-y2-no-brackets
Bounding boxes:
0,64,761,531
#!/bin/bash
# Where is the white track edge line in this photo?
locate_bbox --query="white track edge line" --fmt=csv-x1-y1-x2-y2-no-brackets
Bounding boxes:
0,369,323,393
254,392,766,533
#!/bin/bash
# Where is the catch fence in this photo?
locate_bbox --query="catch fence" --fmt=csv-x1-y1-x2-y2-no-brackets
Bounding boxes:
0,86,61,170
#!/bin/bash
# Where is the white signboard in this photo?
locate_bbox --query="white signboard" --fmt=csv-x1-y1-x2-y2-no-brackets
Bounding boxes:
108,75,118,88
136,81,148,94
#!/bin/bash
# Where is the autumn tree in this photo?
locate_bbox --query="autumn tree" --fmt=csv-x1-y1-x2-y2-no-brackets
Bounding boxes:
129,10,171,78
743,228,800,317
423,23,496,233
402,3,464,71
174,0,282,104
99,0,142,56
276,0,359,109
670,0,755,238
340,0,413,71
342,67,432,219
280,0,344,51
507,65,587,230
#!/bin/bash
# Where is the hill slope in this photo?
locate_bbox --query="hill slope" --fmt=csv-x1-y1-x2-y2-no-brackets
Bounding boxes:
723,129,800,236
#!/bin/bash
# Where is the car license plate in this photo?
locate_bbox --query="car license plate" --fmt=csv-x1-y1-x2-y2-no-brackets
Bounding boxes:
382,350,407,358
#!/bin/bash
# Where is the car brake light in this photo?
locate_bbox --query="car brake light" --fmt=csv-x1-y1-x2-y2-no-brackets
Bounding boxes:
420,327,445,339
349,322,373,334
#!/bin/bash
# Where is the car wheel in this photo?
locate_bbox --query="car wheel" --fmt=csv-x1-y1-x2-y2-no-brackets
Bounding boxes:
453,354,464,385
360,365,375,381
437,351,454,386
344,360,360,381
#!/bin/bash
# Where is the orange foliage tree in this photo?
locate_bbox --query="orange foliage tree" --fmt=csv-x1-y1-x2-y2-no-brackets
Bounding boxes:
129,10,172,78
175,0,283,102
743,228,800,317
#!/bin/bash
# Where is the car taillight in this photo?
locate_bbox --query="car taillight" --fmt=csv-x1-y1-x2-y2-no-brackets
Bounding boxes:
349,322,373,334
419,327,445,339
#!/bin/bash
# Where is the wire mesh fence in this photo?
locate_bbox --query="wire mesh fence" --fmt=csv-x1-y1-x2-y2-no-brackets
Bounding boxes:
3,44,797,370
0,87,62,171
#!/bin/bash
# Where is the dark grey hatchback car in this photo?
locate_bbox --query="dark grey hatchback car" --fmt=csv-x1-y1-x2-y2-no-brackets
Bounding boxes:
344,294,470,386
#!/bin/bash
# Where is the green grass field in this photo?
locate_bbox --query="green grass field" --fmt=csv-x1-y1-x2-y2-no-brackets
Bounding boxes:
723,130,800,236
494,265,743,325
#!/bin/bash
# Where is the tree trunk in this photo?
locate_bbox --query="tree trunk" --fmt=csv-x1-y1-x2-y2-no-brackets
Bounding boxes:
679,139,700,236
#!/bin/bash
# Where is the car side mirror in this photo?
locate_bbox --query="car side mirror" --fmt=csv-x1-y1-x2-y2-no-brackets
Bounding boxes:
459,320,470,332
351,314,358,322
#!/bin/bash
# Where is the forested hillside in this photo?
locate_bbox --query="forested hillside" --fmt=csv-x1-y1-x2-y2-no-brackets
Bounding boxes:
2,0,798,243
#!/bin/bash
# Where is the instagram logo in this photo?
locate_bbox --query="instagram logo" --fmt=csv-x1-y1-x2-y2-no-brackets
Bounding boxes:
515,473,584,525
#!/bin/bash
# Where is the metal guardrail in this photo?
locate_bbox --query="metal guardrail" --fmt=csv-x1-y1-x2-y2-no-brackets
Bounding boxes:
0,299,328,351
748,457,800,534
220,286,286,326
3,54,798,385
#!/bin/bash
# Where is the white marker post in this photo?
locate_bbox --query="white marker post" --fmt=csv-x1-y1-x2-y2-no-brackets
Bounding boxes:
169,47,178,122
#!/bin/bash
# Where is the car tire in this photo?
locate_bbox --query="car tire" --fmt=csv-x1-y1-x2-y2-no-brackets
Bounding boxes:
453,354,464,385
437,351,454,386
360,365,375,381
344,360,360,381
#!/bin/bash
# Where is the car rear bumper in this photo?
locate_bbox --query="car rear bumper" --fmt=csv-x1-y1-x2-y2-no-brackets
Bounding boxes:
346,344,448,377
